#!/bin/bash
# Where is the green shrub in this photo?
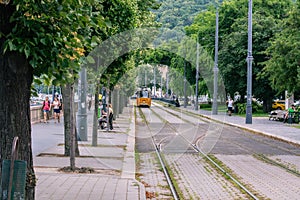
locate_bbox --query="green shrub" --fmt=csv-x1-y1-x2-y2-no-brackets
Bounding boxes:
200,103,212,109
236,101,262,114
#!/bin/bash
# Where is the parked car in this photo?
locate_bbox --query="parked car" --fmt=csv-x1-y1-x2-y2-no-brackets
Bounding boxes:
272,100,285,110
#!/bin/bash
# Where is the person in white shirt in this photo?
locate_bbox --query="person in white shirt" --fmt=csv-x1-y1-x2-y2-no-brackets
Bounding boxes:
226,98,234,116
52,97,61,123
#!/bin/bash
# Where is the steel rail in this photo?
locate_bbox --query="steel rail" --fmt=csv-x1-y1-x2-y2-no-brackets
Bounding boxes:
137,107,179,200
218,137,300,177
158,102,300,190
150,105,259,200
191,144,259,200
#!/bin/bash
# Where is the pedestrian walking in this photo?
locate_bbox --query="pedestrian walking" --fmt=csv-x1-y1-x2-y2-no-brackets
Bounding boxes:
52,97,61,123
42,96,51,123
226,98,234,116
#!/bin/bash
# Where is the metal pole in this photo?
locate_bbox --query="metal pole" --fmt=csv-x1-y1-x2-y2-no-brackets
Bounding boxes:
77,67,88,141
246,0,253,124
195,35,199,111
166,67,169,98
106,78,110,132
161,71,163,97
145,68,147,87
184,48,187,108
92,56,100,147
154,66,156,96
212,10,219,115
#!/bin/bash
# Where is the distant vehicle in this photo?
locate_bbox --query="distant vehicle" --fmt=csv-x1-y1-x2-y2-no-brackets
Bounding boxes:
272,100,285,110
136,87,151,107
30,96,43,106
130,94,137,99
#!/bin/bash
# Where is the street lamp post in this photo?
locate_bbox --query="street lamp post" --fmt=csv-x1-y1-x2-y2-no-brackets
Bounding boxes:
153,66,156,96
246,0,253,124
166,67,169,97
212,9,219,115
184,45,187,108
195,36,200,111
77,67,87,141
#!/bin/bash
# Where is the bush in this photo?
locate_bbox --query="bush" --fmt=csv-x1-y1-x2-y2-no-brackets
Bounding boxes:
200,103,212,109
236,101,262,114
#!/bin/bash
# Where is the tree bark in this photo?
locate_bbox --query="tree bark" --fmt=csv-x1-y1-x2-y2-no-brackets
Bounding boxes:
0,3,35,200
62,84,79,157
92,84,99,146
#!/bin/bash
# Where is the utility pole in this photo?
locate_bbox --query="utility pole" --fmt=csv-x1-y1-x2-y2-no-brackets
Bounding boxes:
153,66,156,96
195,35,199,111
160,70,163,97
246,0,253,124
212,9,219,115
92,56,100,146
77,67,87,141
106,78,110,132
184,47,187,108
145,68,147,87
166,67,169,98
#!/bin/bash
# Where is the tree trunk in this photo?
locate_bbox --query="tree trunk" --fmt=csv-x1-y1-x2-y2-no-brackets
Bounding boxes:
69,84,76,170
62,84,79,157
0,4,35,200
263,97,273,113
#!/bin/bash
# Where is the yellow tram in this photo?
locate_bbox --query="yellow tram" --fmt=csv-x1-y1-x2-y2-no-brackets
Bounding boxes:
136,87,151,107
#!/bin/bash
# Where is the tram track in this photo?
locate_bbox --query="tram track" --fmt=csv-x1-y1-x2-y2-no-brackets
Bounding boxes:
136,103,299,199
136,106,252,199
147,105,259,199
136,106,180,200
154,101,300,174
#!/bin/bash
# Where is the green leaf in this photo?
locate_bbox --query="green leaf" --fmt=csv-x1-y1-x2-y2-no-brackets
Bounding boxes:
24,46,30,58
8,40,17,51
86,55,95,64
40,38,46,45
33,78,43,85
91,36,100,47
105,19,112,28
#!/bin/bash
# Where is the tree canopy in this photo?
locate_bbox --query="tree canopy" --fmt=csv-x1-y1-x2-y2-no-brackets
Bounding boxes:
262,0,300,94
186,0,296,111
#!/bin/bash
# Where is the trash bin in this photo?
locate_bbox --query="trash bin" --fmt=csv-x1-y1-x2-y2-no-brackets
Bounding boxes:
0,137,27,200
1,160,27,200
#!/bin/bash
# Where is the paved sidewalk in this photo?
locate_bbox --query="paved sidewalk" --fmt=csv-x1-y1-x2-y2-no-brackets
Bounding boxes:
179,105,300,146
33,105,146,200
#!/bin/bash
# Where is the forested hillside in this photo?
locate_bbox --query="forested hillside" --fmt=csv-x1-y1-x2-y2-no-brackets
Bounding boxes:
152,0,222,42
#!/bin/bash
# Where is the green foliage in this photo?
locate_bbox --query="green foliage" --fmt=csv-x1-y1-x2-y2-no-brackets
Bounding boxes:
153,0,221,42
236,101,262,114
262,0,300,94
1,0,160,89
199,103,212,109
186,0,293,106
88,0,160,90
1,0,109,85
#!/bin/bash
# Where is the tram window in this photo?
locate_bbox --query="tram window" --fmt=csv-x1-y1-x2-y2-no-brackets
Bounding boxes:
142,91,148,98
